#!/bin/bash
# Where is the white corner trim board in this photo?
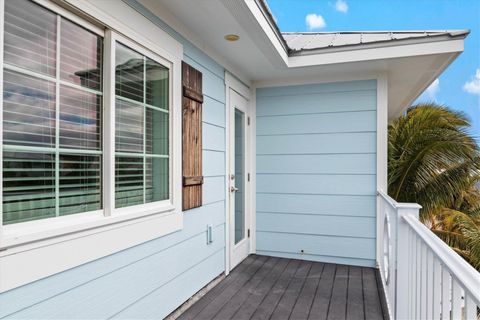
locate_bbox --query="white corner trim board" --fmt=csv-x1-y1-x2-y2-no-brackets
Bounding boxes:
0,0,184,292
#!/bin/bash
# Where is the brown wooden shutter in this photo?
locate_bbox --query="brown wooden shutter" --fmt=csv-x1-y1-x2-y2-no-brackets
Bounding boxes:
182,62,203,210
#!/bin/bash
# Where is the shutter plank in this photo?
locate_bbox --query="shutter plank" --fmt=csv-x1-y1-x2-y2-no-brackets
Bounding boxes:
182,62,203,210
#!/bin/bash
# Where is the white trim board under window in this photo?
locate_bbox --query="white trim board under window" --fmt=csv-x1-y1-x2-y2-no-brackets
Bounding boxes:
0,0,183,293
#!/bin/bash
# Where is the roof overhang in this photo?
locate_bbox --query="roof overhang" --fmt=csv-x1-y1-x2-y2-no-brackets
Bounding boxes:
133,0,468,119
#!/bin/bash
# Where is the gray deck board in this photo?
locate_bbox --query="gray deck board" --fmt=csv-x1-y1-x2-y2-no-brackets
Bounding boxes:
232,258,290,320
178,255,387,320
289,262,324,320
362,268,384,320
327,265,349,320
309,263,336,320
250,259,301,320
346,266,365,320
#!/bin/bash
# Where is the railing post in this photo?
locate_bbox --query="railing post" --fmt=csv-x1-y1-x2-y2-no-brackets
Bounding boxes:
395,204,421,320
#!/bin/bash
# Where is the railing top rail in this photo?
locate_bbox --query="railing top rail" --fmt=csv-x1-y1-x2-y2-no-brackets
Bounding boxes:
403,213,480,306
377,190,422,210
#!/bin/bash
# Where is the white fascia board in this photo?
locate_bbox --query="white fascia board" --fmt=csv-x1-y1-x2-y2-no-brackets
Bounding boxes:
287,39,464,68
243,0,289,66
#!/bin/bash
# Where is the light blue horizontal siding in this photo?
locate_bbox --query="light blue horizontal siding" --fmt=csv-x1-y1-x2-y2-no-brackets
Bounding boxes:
256,90,376,116
256,110,376,135
256,250,375,268
257,212,375,238
112,250,225,319
203,123,225,152
203,176,226,205
203,150,225,177
7,225,225,319
257,154,376,174
0,1,228,318
256,80,377,267
256,80,376,97
257,174,376,196
256,232,376,262
257,194,376,217
203,96,225,128
257,132,376,155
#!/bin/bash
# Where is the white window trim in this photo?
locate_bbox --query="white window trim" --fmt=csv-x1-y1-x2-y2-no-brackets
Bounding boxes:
0,0,183,292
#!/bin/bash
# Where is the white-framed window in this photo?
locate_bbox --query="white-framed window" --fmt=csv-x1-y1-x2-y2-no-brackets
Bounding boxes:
0,0,180,245
113,40,170,210
2,0,105,225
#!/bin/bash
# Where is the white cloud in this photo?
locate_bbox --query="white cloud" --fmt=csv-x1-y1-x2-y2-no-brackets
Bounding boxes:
335,0,348,13
305,14,326,30
463,69,480,95
425,78,440,100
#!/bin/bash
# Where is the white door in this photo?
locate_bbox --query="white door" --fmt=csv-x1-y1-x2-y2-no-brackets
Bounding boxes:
228,89,250,270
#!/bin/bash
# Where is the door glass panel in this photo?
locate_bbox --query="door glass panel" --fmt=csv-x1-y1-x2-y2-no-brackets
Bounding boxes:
234,109,245,244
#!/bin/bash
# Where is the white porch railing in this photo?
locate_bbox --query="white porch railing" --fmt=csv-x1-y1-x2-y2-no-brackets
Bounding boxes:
377,190,480,320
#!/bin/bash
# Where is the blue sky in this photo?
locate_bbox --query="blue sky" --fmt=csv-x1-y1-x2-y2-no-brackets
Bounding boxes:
266,0,480,142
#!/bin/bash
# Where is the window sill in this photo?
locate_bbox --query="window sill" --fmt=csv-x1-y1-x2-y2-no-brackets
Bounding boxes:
1,201,177,254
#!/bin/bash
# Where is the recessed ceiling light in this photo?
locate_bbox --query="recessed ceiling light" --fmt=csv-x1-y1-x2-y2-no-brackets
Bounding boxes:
224,34,240,42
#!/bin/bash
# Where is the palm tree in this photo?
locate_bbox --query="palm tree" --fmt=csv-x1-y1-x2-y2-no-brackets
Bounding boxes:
388,103,480,219
388,103,480,270
430,207,480,269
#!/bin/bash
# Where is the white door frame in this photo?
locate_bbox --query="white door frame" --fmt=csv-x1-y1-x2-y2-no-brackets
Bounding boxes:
225,72,253,274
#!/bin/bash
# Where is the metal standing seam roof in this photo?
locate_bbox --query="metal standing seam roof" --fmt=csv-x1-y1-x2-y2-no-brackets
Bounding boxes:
257,0,469,56
282,31,470,54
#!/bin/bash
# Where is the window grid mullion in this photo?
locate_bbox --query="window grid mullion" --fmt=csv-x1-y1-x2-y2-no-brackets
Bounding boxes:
104,30,115,216
2,63,103,96
0,0,5,228
54,14,61,217
143,56,146,204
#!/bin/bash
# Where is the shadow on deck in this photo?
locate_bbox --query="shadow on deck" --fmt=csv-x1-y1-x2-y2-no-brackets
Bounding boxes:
177,254,388,320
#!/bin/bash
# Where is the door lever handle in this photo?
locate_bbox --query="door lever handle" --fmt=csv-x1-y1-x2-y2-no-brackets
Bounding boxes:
230,186,239,193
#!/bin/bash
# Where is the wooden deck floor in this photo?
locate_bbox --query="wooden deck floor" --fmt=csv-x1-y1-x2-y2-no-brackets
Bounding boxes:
177,255,387,320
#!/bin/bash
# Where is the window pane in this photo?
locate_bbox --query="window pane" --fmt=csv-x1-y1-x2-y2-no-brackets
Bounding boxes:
145,108,168,155
3,151,55,224
60,85,101,150
145,157,168,203
146,58,168,110
4,0,57,76
59,154,101,216
234,109,245,244
3,70,56,147
115,43,143,103
60,19,102,90
115,98,143,153
114,43,169,208
115,156,144,208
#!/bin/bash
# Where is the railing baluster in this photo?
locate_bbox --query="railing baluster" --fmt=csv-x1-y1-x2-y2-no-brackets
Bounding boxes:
433,257,442,320
464,294,477,320
410,228,415,319
421,242,428,319
427,249,434,319
416,236,422,319
442,267,451,320
451,278,462,320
